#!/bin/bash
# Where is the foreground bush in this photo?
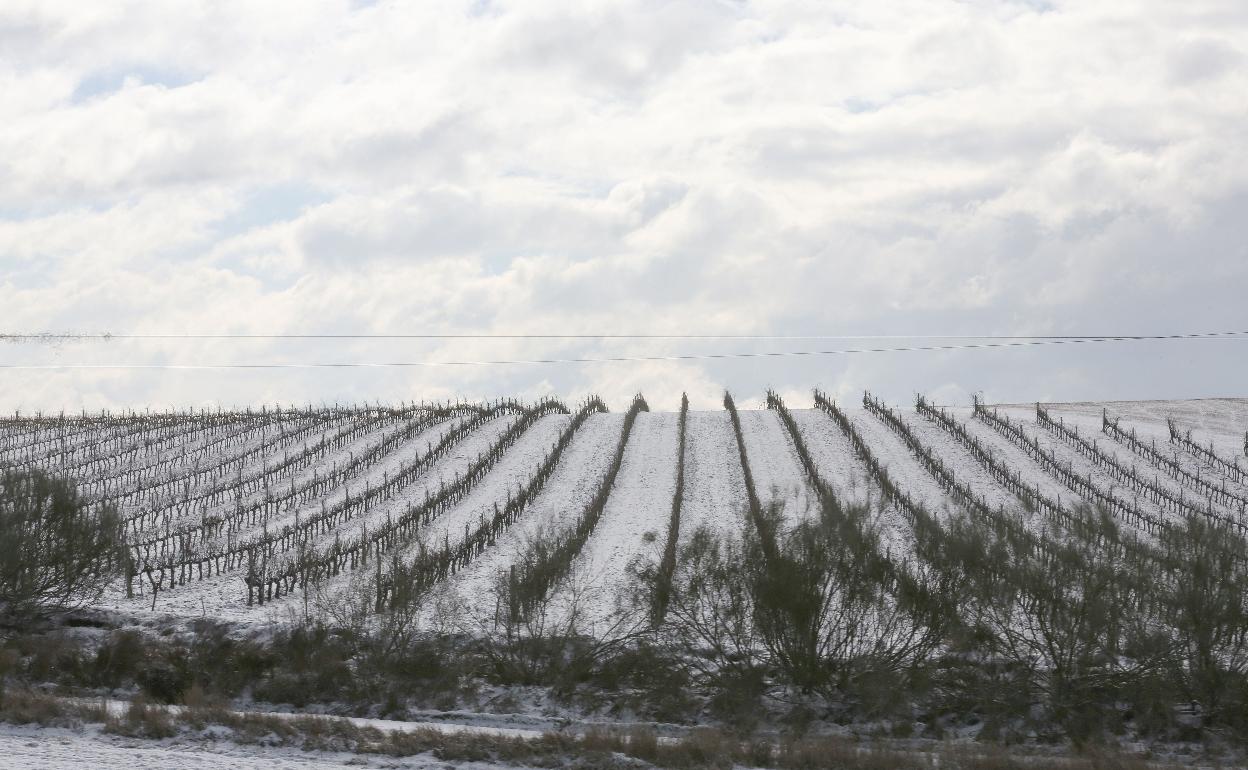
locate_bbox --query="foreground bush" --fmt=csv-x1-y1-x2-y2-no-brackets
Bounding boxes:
0,469,122,622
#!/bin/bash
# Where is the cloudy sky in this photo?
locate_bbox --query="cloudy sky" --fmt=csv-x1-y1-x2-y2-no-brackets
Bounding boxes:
2,0,1246,413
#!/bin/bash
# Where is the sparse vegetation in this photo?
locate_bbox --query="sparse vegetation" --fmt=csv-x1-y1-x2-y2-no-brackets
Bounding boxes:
0,684,1203,769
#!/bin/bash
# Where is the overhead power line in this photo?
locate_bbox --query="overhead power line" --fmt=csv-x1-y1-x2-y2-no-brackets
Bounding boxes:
1,330,1248,341
2,332,1246,371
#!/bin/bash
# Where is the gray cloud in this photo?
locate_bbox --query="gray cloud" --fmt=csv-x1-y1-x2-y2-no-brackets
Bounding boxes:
1168,37,1243,84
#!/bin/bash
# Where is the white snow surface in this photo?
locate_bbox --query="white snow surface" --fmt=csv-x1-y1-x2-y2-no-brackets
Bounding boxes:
737,409,817,527
679,410,749,543
789,408,873,507
946,407,1074,504
1041,398,1248,462
842,407,951,515
0,723,532,769
422,414,572,558
549,411,679,635
435,412,625,631
1043,401,1248,499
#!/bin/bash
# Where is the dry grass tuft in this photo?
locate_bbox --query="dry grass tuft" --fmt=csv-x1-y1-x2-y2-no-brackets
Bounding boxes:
104,694,176,739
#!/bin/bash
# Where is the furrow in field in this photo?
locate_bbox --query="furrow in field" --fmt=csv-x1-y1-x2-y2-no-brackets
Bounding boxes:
946,407,1075,504
846,407,952,515
548,412,679,636
789,408,873,507
904,412,1023,514
304,415,522,548
420,415,572,556
736,409,817,527
679,411,749,545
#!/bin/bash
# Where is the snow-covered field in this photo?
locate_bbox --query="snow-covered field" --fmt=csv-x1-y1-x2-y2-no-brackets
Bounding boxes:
548,411,679,634
0,722,529,769
736,410,817,527
679,410,749,543
4,395,1246,632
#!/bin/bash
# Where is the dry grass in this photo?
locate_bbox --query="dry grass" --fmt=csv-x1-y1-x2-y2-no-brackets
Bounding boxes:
0,689,1223,769
0,688,106,727
103,694,177,738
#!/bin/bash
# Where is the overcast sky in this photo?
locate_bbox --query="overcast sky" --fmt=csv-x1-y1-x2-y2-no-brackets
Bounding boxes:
2,0,1246,413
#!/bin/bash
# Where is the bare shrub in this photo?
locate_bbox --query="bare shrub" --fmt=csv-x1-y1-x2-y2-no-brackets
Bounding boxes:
947,506,1171,743
659,494,944,726
0,688,74,726
0,469,123,620
0,647,16,701
1161,513,1248,733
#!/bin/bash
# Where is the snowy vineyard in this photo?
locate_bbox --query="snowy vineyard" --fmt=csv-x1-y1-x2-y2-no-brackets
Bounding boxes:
2,393,1246,634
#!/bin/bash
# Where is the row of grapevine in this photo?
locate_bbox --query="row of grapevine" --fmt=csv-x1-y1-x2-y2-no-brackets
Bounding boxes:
916,397,1094,540
243,398,574,605
0,406,242,453
972,400,1166,535
652,392,689,623
722,391,772,558
67,413,330,491
70,410,371,503
763,391,825,499
102,407,389,504
0,401,413,443
862,392,1049,559
1034,405,1244,531
0,404,264,430
2,407,278,468
1167,418,1248,484
6,408,385,517
121,403,484,539
813,391,1085,592
130,400,561,592
815,394,1174,618
1102,411,1248,510
503,394,650,622
376,397,610,611
3,402,424,480
813,390,942,545
776,391,949,603
813,392,1047,606
121,405,453,529
0,411,260,475
918,397,1214,579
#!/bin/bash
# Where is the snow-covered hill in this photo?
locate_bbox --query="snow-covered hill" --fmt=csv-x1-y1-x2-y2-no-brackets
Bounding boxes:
4,395,1245,634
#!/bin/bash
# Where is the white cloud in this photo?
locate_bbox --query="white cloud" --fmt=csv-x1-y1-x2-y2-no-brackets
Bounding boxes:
2,0,1247,411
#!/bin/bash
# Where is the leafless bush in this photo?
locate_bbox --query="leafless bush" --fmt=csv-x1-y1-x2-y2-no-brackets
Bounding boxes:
0,469,123,620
